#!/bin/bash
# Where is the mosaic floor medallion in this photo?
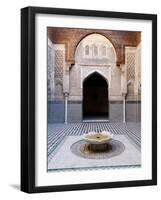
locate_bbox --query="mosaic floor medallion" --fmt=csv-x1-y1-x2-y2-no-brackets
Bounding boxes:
70,139,125,159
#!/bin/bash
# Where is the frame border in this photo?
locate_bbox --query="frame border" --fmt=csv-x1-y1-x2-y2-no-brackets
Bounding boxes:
21,6,157,193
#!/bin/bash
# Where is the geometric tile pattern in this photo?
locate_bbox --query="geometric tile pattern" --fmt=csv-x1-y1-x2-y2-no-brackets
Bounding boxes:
48,122,141,160
48,134,141,171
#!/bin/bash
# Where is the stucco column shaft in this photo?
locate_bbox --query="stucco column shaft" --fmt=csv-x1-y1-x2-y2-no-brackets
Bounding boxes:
64,92,69,124
122,93,126,123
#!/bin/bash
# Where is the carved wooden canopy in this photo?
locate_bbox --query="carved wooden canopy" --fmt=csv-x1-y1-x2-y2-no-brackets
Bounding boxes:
48,27,141,66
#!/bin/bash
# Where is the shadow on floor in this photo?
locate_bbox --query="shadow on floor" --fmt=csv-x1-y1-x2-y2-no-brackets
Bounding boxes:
10,184,20,191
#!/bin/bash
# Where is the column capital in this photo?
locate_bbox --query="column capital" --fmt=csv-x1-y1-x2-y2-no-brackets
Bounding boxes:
64,92,69,97
122,92,127,97
120,64,126,73
65,63,73,72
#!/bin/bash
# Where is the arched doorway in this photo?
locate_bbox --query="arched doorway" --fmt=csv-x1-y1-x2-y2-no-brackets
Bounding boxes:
83,72,109,120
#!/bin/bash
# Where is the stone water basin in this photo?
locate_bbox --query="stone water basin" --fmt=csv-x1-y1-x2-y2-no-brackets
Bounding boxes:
83,131,113,151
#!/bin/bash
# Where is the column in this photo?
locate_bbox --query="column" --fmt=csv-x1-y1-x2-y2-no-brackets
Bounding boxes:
120,63,127,123
64,92,69,124
122,93,126,123
63,63,70,125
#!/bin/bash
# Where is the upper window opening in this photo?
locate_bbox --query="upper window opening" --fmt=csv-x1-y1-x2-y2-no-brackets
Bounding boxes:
85,45,90,55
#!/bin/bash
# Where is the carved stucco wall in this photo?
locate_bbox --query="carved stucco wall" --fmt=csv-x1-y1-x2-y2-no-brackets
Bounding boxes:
75,34,116,65
69,33,122,101
47,39,55,101
47,28,141,100
48,36,141,102
53,44,65,101
125,45,141,100
47,30,141,123
136,44,141,96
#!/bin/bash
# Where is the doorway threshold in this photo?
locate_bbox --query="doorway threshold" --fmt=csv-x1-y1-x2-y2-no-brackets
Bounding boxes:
82,119,109,123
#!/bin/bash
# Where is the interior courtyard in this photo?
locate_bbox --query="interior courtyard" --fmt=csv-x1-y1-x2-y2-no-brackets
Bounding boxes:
47,27,141,171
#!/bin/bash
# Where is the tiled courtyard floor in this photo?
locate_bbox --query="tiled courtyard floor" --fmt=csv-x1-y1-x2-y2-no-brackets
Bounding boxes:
48,122,141,170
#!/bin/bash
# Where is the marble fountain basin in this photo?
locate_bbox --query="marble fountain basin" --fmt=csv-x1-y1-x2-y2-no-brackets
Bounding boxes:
83,131,113,151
